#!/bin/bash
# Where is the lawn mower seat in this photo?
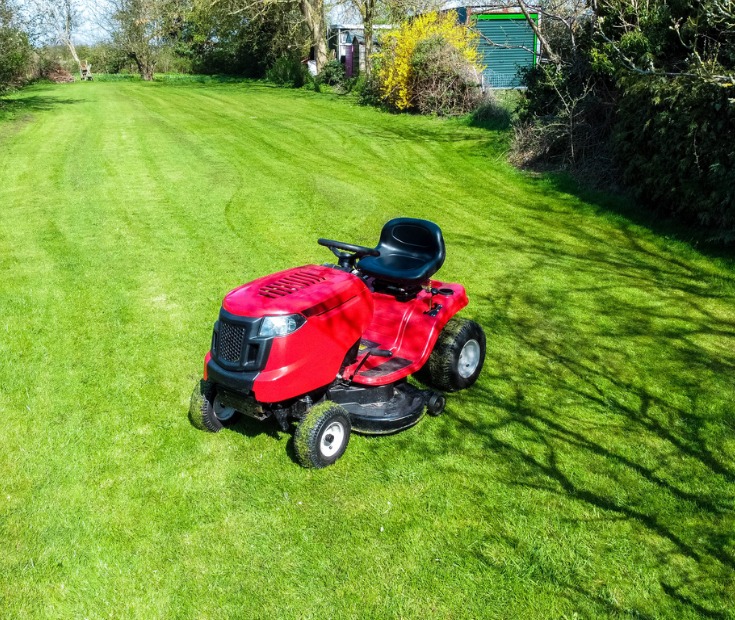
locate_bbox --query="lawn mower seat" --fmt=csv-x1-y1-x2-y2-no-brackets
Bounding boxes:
357,218,446,287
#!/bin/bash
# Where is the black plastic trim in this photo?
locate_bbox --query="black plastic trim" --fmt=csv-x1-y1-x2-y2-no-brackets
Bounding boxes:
207,357,259,394
328,382,395,406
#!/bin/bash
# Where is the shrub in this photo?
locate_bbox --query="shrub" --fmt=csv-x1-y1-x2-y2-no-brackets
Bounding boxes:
351,73,367,93
357,72,382,107
614,75,735,235
373,11,482,114
514,1,735,239
513,14,614,172
0,2,32,94
409,35,483,115
469,95,512,131
266,55,310,88
316,60,346,87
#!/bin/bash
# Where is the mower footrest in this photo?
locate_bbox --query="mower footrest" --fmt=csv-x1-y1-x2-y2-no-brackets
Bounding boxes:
358,356,412,379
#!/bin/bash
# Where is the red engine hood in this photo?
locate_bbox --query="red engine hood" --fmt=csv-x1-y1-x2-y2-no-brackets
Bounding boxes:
222,264,365,317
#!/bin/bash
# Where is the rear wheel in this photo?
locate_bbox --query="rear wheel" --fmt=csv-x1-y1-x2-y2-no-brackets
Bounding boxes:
418,318,486,392
294,402,351,468
189,382,238,433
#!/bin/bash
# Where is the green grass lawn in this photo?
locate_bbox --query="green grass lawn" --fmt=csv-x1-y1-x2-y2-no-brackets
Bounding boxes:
1,80,733,619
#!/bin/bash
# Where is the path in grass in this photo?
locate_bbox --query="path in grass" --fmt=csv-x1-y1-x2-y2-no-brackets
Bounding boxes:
0,80,733,619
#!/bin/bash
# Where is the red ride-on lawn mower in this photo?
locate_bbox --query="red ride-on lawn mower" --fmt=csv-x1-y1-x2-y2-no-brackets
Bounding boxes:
190,218,486,468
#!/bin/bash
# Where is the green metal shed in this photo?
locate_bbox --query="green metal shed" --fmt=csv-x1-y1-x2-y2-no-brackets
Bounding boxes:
473,13,538,88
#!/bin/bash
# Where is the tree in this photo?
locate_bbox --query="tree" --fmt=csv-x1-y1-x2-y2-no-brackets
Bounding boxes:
301,0,326,71
203,0,327,73
24,0,84,75
185,0,306,76
349,0,376,78
100,0,187,80
344,0,442,79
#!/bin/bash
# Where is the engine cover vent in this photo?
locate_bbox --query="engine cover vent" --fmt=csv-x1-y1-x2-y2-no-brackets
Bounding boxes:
259,269,327,299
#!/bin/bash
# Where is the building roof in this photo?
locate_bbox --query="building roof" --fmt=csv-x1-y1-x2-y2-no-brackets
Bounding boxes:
441,1,539,10
328,2,539,27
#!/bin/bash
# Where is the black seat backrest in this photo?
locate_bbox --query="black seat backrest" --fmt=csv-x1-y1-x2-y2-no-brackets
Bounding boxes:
378,218,444,262
357,218,446,287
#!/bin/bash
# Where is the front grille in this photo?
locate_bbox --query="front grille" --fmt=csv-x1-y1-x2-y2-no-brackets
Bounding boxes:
217,321,246,363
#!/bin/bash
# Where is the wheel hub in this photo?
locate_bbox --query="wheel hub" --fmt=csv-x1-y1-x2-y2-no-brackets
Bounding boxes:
458,339,481,379
213,395,236,422
320,422,345,457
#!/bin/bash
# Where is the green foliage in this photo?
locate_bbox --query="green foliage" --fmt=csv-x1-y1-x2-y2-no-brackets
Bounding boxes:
468,97,511,131
615,75,735,235
351,73,367,93
185,2,306,78
151,44,193,75
518,0,735,238
0,81,734,618
357,70,383,107
266,54,310,88
606,0,735,236
315,59,346,87
373,11,482,114
0,0,31,94
76,43,132,75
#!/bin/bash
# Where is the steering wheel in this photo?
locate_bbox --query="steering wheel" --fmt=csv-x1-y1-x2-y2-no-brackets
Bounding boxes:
318,238,379,269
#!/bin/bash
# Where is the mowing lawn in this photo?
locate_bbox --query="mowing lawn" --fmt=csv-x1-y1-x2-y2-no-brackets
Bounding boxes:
0,80,733,619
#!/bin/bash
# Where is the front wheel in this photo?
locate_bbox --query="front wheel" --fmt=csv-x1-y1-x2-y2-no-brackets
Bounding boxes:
189,382,238,433
294,402,351,468
418,318,486,392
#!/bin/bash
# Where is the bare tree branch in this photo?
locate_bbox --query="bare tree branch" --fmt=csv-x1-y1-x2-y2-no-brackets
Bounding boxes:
517,0,560,66
22,0,83,73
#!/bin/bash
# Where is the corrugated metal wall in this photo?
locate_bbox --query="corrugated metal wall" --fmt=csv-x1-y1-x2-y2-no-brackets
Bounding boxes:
474,15,537,89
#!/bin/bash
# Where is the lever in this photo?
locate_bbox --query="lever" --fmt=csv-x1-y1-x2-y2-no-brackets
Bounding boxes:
369,348,393,358
347,348,393,382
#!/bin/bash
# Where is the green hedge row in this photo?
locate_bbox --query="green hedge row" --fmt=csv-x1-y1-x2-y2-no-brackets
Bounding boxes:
615,76,735,235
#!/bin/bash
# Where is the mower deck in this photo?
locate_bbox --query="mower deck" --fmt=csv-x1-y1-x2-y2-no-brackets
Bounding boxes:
326,382,429,434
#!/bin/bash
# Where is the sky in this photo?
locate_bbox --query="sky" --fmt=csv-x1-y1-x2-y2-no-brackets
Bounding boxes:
73,0,106,44
65,0,364,44
15,0,106,45
18,0,475,46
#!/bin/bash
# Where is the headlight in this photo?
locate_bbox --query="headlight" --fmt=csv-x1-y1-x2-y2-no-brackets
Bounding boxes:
258,314,306,338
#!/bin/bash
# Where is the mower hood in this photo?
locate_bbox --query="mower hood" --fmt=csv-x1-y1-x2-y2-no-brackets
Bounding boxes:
222,264,367,318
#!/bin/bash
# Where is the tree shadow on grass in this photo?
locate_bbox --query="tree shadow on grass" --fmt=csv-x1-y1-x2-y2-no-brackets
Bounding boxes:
527,171,735,261
0,94,83,125
396,220,735,617
454,382,734,618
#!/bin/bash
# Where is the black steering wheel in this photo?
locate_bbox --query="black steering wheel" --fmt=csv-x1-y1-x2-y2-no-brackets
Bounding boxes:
318,238,379,269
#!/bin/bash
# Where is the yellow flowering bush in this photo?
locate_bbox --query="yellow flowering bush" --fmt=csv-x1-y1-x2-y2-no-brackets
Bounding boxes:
374,11,482,113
